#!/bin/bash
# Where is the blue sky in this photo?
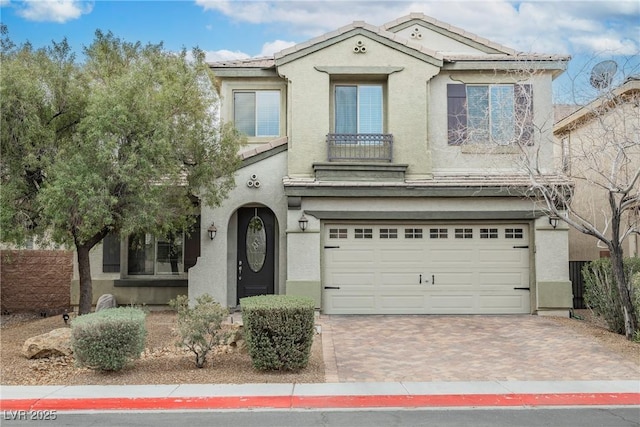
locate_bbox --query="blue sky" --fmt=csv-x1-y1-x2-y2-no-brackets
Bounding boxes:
1,1,639,103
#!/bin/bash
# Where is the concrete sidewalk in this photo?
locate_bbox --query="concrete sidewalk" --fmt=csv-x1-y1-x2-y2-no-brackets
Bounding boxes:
1,381,639,411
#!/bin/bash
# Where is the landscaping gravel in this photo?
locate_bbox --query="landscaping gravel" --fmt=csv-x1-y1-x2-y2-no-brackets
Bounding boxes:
1,311,325,385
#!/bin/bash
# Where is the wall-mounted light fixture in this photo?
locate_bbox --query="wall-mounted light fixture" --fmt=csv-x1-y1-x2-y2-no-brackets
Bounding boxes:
298,213,308,232
207,223,218,240
548,214,560,229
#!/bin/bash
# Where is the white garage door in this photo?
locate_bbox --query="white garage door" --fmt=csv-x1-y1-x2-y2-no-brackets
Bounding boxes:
323,224,531,314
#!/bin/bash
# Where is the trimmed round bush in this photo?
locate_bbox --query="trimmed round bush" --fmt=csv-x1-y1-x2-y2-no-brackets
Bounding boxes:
71,307,147,371
240,295,315,371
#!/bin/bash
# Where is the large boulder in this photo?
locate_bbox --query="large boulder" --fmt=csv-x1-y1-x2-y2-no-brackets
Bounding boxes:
95,294,117,312
22,328,72,359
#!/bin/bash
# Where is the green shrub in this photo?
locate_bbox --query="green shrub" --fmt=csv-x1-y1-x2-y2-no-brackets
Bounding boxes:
71,307,147,371
169,294,229,368
583,257,640,334
240,295,315,371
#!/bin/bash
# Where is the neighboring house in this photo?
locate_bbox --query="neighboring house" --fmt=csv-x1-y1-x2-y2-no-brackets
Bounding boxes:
76,13,574,316
554,76,640,263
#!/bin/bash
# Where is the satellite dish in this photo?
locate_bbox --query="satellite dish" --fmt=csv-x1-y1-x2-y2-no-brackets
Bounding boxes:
590,60,617,90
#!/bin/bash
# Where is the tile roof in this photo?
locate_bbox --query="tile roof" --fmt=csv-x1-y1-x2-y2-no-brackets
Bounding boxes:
209,56,275,69
273,20,443,64
210,12,567,69
239,137,288,160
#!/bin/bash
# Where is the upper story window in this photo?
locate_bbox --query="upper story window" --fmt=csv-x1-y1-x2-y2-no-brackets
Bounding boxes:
335,84,383,134
447,83,533,146
234,90,280,137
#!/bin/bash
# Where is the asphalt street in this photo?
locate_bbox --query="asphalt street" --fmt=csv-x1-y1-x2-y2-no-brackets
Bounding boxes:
2,407,639,427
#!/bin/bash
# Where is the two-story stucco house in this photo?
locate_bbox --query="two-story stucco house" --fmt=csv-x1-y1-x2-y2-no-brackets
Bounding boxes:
186,13,573,316
555,76,640,264
75,13,574,316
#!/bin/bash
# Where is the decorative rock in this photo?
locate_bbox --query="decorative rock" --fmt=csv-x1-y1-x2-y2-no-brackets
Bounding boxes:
221,323,246,352
95,294,117,312
22,328,73,359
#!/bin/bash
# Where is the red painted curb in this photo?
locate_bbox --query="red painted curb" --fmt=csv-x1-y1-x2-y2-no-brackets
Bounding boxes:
1,393,639,411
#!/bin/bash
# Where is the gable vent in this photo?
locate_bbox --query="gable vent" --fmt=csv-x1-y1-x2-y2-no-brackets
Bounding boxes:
353,40,367,53
410,27,423,40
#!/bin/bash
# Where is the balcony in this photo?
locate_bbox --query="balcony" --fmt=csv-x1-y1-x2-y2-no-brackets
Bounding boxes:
327,133,393,162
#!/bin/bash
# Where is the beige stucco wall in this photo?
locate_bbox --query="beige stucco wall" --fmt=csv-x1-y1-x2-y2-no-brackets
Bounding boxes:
393,26,487,55
430,72,556,175
274,32,557,180
560,93,640,261
277,34,440,180
189,150,288,307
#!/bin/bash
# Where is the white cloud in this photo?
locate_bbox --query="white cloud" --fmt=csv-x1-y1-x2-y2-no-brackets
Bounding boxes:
16,0,93,23
0,0,11,8
201,49,250,62
195,0,639,57
259,39,296,56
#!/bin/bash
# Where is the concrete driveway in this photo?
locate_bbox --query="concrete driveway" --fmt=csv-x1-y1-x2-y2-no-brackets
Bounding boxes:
319,315,640,383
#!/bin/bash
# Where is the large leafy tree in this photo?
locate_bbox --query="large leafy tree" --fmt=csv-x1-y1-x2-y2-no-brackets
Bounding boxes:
1,27,243,314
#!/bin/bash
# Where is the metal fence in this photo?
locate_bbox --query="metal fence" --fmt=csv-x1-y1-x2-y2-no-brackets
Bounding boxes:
327,133,393,162
569,260,590,309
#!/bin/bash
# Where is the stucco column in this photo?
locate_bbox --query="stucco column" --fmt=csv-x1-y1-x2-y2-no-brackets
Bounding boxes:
534,216,572,316
285,209,322,307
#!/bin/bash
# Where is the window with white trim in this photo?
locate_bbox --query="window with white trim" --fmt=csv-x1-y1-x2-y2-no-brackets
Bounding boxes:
380,228,398,239
429,228,448,239
505,228,524,239
354,228,373,239
335,84,383,134
480,228,499,239
329,228,348,239
234,90,280,137
405,228,423,239
455,228,473,239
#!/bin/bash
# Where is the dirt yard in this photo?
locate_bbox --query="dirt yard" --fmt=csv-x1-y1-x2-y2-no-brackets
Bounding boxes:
1,309,638,386
1,311,325,385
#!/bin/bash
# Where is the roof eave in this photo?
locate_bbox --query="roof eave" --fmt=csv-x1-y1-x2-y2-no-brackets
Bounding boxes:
443,57,569,77
274,24,443,68
554,78,640,133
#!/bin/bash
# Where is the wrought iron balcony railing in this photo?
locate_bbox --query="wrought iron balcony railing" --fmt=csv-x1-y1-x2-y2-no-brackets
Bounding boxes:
327,133,393,162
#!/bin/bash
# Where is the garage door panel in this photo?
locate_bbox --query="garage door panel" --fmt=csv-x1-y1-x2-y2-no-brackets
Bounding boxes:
479,294,528,311
379,295,426,309
379,249,425,264
328,272,376,288
323,223,531,315
478,272,528,288
478,249,527,264
429,294,475,310
328,295,376,310
429,249,474,263
429,272,475,288
328,249,376,264
380,272,427,288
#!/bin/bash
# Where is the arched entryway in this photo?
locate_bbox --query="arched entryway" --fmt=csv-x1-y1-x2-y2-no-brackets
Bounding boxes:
236,206,276,304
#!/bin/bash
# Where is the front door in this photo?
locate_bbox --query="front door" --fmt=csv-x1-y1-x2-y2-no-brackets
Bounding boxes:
237,207,275,303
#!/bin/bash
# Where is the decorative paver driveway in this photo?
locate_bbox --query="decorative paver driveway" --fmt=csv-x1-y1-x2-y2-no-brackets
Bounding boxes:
319,315,640,383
